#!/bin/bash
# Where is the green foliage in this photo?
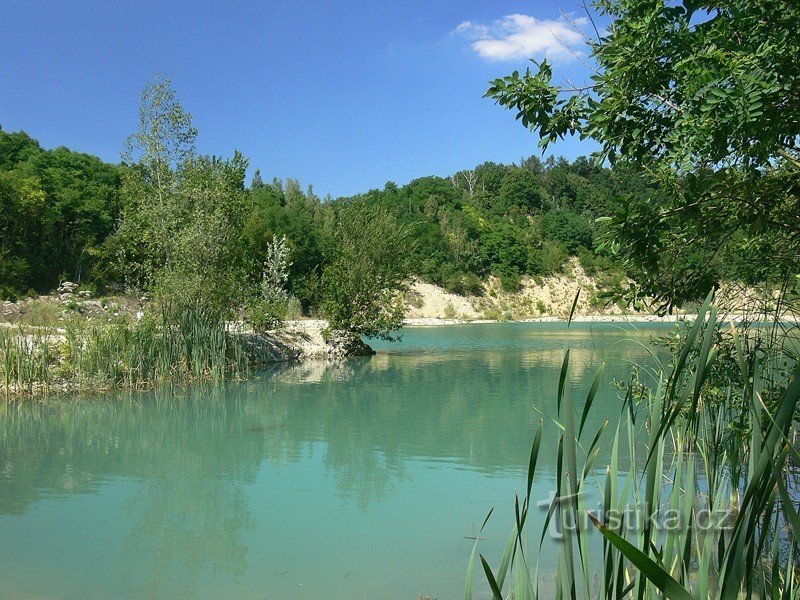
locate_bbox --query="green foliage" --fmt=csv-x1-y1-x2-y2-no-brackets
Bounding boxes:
115,76,250,317
242,178,323,310
541,210,593,254
2,76,680,315
320,203,412,339
469,297,800,599
481,220,528,279
1,99,648,311
245,235,296,331
0,130,121,297
486,0,800,309
497,166,543,214
528,239,568,276
0,308,264,396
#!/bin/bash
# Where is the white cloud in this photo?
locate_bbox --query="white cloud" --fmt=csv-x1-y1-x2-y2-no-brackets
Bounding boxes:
453,14,587,62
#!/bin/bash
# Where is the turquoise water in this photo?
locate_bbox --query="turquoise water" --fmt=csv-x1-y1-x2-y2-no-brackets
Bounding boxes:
0,322,670,599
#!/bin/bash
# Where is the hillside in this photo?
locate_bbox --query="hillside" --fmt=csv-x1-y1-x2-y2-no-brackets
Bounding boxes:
405,258,629,321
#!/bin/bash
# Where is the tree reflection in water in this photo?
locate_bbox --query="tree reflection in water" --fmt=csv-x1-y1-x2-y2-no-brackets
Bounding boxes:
0,323,660,597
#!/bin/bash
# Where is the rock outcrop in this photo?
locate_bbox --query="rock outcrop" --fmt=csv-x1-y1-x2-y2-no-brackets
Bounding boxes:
243,321,375,362
323,329,375,358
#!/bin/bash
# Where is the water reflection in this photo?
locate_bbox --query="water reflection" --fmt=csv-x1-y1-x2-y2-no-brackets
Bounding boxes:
0,324,663,598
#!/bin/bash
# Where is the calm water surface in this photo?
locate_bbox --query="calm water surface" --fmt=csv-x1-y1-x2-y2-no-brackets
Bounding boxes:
0,322,671,599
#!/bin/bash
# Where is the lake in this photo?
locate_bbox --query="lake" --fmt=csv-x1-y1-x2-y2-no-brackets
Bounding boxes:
0,322,672,599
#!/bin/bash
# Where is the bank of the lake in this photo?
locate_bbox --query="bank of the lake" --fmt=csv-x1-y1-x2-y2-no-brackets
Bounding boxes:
0,310,753,397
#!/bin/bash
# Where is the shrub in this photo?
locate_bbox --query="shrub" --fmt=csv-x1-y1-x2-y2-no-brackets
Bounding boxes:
246,235,292,331
442,271,484,296
498,269,521,292
20,300,63,326
321,203,412,339
482,308,502,320
528,240,568,275
540,209,594,254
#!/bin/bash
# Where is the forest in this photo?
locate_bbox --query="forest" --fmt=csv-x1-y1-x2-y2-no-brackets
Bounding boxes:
0,106,769,324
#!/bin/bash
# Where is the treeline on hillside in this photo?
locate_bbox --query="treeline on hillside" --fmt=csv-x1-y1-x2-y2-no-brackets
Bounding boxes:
0,130,121,295
0,79,766,325
0,125,636,306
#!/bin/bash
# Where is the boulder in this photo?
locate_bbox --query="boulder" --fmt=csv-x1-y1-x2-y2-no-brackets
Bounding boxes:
57,281,79,294
324,329,375,358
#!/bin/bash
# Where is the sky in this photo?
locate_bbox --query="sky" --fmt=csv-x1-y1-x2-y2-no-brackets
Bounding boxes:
1,0,601,198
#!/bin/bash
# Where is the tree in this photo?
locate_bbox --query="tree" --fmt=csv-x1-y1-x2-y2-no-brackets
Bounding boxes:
320,202,412,340
242,178,323,310
486,0,800,309
541,210,593,254
480,219,529,288
246,235,292,330
115,76,249,316
497,167,543,214
0,130,121,297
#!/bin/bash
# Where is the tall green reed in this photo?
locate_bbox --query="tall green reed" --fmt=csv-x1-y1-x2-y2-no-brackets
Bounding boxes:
1,307,262,397
468,291,800,599
1,326,53,396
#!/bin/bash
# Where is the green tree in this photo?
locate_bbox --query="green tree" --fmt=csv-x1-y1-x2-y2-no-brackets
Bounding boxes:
497,166,543,214
541,210,593,254
0,130,121,296
480,219,529,290
242,178,323,310
486,0,800,308
115,76,249,316
320,203,412,339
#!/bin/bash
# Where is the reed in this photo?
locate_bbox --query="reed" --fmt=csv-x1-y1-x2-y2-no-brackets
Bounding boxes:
1,307,263,397
467,291,800,599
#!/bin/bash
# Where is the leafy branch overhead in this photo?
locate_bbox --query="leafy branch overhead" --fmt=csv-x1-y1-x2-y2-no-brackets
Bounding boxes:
486,0,800,310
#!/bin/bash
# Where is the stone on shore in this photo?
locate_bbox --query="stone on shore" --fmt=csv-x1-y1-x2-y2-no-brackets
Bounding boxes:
323,329,375,358
248,320,375,361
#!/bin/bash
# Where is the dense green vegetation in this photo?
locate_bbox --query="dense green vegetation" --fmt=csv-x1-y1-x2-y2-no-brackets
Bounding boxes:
5,60,790,325
469,297,800,599
471,0,800,598
0,129,121,297
0,125,674,323
0,124,641,307
0,310,262,395
486,0,800,311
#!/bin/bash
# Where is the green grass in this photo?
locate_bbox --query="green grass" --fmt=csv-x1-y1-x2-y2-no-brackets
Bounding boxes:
467,291,800,599
1,307,271,397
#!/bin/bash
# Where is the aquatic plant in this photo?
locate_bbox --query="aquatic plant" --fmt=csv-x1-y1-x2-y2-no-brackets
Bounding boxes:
467,292,800,599
1,307,267,397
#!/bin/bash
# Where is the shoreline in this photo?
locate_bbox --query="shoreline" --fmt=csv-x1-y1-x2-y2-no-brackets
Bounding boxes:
401,314,692,327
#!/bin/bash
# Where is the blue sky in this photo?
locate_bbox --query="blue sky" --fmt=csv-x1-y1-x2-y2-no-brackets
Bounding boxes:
1,0,600,197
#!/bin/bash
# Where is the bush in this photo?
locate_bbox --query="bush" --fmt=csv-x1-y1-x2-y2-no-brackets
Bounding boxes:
481,220,529,278
528,240,568,276
461,273,485,296
246,236,293,331
442,271,484,296
321,203,412,339
482,307,502,320
541,210,593,254
22,300,63,326
498,268,521,292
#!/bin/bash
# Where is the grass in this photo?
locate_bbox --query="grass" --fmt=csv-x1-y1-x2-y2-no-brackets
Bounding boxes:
467,291,800,599
16,299,64,326
1,306,272,397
